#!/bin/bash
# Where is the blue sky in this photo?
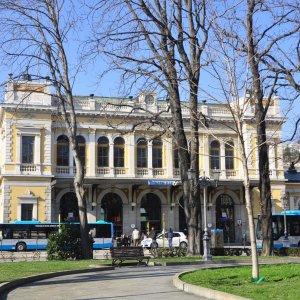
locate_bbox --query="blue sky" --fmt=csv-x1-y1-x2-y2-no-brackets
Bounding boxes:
0,0,298,142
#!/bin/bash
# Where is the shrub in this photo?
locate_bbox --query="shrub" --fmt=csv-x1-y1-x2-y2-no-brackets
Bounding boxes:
276,247,300,257
47,223,83,260
211,248,225,256
150,247,187,258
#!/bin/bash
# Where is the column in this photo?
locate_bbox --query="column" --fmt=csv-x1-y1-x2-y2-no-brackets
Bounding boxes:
128,134,135,177
109,141,114,175
269,142,276,178
148,140,153,177
220,141,225,176
166,138,173,178
203,135,209,174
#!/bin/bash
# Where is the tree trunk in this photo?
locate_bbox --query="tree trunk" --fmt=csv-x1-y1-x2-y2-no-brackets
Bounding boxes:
247,0,273,256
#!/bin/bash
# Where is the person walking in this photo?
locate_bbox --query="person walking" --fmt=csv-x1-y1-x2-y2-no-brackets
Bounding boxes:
132,228,140,246
167,228,174,248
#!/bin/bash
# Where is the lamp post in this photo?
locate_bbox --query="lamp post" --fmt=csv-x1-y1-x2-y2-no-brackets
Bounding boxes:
281,194,289,247
188,168,220,261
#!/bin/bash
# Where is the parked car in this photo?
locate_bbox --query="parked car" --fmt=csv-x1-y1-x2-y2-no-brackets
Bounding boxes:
141,231,188,248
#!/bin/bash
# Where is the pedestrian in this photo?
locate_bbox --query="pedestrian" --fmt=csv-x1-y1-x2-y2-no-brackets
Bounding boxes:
140,231,147,241
132,228,140,246
149,227,156,240
167,228,174,248
149,227,157,248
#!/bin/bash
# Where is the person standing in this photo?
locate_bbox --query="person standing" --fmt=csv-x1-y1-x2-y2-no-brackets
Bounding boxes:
167,228,174,248
149,227,156,239
149,227,157,248
132,228,140,246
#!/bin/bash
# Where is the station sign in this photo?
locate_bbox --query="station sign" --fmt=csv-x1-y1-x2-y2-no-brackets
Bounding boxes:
148,180,182,186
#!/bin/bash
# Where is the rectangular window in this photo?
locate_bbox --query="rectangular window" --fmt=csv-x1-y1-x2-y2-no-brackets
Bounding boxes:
114,147,124,167
21,204,33,220
153,148,162,168
98,146,109,167
210,150,220,169
225,157,234,169
174,149,179,169
57,144,69,166
22,136,34,164
78,145,85,167
137,147,147,168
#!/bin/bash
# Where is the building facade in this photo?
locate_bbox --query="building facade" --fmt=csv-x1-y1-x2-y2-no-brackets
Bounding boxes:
0,77,289,243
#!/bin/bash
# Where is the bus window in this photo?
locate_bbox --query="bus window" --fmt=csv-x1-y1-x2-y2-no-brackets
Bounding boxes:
30,231,38,239
13,230,28,239
38,230,47,239
290,221,300,235
0,230,2,241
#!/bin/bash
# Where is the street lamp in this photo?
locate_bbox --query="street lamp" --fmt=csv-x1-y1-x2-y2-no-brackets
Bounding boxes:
281,194,290,247
187,168,220,261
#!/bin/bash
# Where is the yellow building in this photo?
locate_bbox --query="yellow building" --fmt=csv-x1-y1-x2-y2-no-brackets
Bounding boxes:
0,76,289,243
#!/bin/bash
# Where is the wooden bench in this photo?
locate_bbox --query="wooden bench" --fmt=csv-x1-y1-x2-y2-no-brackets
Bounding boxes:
110,247,150,266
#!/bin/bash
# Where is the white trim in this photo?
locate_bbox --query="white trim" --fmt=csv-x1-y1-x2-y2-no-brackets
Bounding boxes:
5,182,51,186
136,189,167,205
17,192,38,220
96,188,127,205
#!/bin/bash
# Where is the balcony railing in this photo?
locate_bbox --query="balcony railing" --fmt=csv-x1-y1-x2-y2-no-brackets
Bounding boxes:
136,168,149,176
52,165,285,181
114,167,127,175
96,167,110,175
173,168,180,177
20,164,37,174
153,168,165,177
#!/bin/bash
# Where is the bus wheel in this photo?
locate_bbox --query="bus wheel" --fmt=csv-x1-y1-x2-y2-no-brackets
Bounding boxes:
16,242,26,252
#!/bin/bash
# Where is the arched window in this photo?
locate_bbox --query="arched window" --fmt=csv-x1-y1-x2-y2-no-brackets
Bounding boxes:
152,139,162,168
210,140,220,169
76,136,86,166
114,137,125,167
225,141,234,170
137,138,148,168
97,136,109,167
57,135,69,166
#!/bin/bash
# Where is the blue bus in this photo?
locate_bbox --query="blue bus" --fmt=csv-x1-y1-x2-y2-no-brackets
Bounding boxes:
0,220,113,251
256,210,300,249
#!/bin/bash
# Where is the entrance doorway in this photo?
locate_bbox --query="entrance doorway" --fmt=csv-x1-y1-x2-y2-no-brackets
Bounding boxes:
140,193,161,233
60,192,79,222
100,193,123,236
216,194,235,243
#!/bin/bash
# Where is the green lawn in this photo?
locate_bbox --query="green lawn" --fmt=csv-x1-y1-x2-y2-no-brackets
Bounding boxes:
0,260,111,283
180,264,300,300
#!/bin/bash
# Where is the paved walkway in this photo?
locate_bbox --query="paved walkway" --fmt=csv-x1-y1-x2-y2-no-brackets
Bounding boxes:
6,265,209,300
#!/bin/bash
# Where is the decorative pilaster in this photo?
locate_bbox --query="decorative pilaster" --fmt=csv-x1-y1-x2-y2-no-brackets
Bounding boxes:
89,129,96,176
44,185,52,222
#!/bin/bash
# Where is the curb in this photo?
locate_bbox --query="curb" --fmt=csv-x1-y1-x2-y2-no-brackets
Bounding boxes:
0,266,114,299
173,271,250,300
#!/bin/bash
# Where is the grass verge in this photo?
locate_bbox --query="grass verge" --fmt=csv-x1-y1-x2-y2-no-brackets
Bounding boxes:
180,263,300,300
0,260,111,283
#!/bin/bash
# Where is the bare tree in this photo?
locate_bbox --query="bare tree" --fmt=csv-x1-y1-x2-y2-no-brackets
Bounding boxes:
204,23,261,279
215,0,300,256
88,0,217,255
0,0,92,258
